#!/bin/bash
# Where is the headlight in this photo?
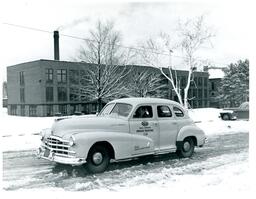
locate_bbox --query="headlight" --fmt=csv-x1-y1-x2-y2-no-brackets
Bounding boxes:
40,130,46,141
68,135,76,146
40,128,52,141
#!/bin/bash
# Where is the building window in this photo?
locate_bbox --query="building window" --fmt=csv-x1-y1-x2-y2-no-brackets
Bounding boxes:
58,104,67,115
204,77,208,87
194,77,198,87
181,76,187,87
29,105,37,116
70,87,79,101
46,105,53,116
80,70,88,86
198,100,202,107
198,89,202,99
58,87,67,101
46,69,53,83
69,70,79,84
193,89,197,98
19,71,24,85
204,89,208,98
211,82,215,91
10,105,17,115
20,88,25,102
46,87,54,102
57,69,67,83
198,77,202,86
21,105,25,116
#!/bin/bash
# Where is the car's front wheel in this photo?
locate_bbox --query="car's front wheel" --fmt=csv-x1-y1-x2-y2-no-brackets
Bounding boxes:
86,145,110,173
177,137,195,158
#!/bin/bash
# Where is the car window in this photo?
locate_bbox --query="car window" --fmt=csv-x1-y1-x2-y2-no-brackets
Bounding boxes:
157,105,172,118
173,106,184,117
110,103,133,117
133,106,153,118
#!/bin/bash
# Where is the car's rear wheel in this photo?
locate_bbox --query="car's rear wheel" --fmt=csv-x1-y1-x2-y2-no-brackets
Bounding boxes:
177,137,195,158
86,145,110,173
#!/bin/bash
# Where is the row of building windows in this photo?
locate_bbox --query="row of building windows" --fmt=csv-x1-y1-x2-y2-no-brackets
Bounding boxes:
18,86,208,104
45,87,81,102
46,68,82,84
10,103,98,117
10,105,37,116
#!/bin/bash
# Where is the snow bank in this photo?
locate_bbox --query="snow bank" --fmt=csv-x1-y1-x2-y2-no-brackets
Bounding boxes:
188,108,249,136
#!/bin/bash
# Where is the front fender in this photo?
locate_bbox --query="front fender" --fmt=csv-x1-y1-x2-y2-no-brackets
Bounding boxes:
176,125,206,146
70,131,133,160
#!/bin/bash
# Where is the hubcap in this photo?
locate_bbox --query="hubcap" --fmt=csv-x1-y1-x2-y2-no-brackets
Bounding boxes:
92,152,103,165
183,141,191,152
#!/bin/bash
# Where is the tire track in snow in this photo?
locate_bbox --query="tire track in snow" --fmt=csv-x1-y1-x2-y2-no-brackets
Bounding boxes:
2,132,249,191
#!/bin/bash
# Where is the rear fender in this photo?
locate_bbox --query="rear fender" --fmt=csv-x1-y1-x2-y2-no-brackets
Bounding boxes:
176,125,205,146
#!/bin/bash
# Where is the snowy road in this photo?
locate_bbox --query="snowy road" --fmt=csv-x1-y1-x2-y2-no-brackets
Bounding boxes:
3,132,249,191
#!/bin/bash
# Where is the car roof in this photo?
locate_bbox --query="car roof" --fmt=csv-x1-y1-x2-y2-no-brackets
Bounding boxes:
110,97,183,107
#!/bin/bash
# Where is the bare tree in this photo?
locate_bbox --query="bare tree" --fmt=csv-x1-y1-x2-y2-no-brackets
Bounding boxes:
140,15,214,108
128,67,167,98
76,20,133,111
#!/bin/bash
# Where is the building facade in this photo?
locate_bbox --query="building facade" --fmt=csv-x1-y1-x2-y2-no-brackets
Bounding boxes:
7,59,209,117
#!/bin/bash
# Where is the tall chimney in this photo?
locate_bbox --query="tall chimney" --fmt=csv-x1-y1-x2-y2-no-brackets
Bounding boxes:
53,30,60,60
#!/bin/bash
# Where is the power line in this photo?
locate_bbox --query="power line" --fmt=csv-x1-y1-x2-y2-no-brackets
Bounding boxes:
3,22,229,66
3,22,52,34
2,22,184,58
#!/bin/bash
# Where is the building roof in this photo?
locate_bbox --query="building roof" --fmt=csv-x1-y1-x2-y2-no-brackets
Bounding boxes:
208,68,225,79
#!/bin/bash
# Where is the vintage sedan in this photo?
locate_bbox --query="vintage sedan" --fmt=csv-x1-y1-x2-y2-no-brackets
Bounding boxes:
38,98,206,173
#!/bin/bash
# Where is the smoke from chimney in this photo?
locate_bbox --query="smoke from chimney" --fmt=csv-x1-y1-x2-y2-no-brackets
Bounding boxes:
53,30,60,60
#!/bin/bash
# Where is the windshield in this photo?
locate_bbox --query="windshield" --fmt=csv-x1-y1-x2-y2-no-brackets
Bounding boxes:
99,103,132,117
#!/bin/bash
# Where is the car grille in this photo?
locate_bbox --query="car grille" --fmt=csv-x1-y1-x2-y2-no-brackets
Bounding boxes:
44,136,75,157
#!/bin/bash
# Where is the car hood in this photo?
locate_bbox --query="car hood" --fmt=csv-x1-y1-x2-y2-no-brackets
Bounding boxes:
51,115,129,138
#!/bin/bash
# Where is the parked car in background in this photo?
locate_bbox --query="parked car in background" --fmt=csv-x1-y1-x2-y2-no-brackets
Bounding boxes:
38,98,206,173
220,102,249,120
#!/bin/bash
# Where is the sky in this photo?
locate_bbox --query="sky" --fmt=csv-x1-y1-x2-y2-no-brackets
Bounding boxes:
0,0,254,82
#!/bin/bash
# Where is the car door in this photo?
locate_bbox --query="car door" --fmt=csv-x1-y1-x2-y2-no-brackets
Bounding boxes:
157,105,178,151
129,105,160,155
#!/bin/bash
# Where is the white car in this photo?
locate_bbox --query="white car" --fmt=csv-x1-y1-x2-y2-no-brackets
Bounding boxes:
38,98,206,173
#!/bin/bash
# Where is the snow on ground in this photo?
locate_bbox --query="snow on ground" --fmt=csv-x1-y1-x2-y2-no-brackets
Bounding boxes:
0,107,249,152
188,108,249,135
1,107,252,195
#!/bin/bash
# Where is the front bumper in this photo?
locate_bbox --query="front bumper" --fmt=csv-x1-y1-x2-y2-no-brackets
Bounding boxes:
37,146,86,166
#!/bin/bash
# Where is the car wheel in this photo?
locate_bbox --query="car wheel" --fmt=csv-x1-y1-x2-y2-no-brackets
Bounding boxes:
177,137,195,158
86,145,110,174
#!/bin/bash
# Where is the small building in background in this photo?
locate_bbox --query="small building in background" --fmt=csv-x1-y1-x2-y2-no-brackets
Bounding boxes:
206,66,225,108
7,59,209,117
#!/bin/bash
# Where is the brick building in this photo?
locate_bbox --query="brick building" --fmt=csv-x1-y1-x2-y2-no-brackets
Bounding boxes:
7,59,209,116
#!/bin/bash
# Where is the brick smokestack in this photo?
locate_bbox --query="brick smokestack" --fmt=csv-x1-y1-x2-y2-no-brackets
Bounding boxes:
53,30,60,60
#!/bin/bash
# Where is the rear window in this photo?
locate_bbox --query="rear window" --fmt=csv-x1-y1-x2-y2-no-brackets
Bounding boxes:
173,106,184,117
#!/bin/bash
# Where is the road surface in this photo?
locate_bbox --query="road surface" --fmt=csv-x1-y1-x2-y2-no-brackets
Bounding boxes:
3,132,249,191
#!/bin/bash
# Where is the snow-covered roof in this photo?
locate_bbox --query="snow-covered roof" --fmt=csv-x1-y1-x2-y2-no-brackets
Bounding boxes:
208,68,225,79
